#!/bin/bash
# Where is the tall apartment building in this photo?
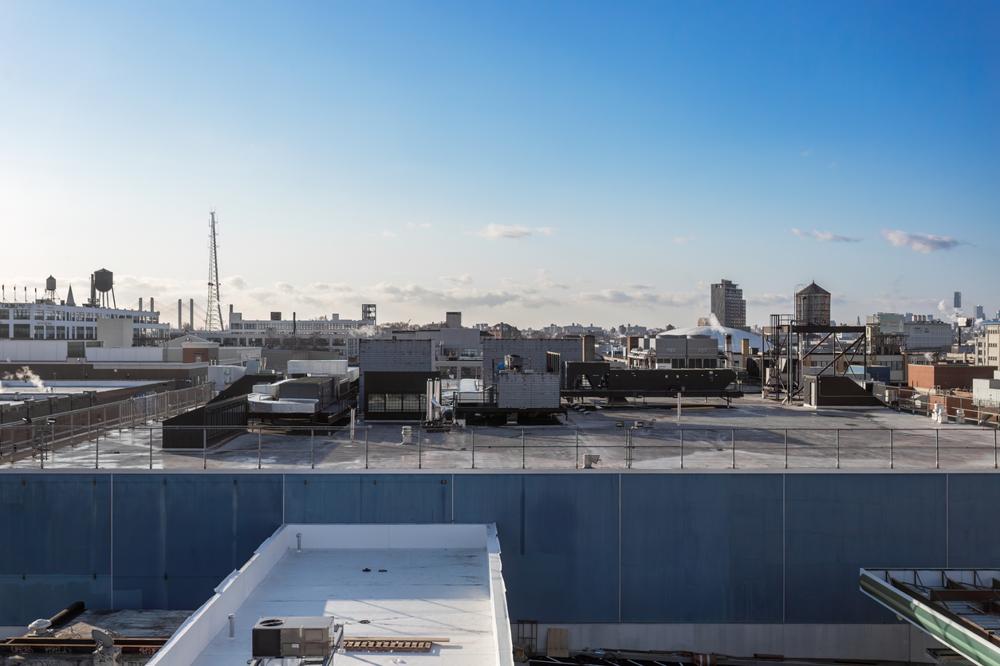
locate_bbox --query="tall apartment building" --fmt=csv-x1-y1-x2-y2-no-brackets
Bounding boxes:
975,322,1000,367
795,282,831,326
710,279,746,329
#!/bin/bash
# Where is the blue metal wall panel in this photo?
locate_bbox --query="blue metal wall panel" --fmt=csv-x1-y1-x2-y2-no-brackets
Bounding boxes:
0,575,112,626
620,474,783,622
947,474,1000,568
283,475,363,523
359,474,452,523
111,474,282,611
3,471,997,628
784,474,948,623
453,474,620,622
0,475,111,624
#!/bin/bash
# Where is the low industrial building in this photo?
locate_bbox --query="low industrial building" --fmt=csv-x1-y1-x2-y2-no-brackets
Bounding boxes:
0,273,167,344
972,369,1000,410
908,363,996,391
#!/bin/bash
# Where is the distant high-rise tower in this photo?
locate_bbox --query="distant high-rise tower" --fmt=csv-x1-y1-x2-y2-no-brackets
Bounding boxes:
975,304,985,320
954,291,962,310
710,279,746,328
205,211,224,332
795,282,831,325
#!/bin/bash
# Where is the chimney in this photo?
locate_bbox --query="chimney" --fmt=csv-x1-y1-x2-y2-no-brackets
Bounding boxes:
177,299,182,330
189,298,194,331
150,297,154,313
724,334,733,368
139,298,143,311
293,311,297,336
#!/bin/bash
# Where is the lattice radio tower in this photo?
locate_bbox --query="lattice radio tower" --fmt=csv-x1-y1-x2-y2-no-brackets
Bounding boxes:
205,211,224,331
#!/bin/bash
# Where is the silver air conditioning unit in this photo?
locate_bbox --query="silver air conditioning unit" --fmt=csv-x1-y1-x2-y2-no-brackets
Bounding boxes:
251,616,341,659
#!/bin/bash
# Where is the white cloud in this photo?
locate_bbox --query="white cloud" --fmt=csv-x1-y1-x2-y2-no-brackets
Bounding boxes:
369,282,557,309
581,289,700,306
379,230,397,239
475,224,555,240
672,235,695,245
224,275,248,290
791,228,861,243
440,273,473,286
882,229,961,253
747,293,789,306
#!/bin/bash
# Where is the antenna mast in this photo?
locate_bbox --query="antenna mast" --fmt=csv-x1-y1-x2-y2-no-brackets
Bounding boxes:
205,211,224,331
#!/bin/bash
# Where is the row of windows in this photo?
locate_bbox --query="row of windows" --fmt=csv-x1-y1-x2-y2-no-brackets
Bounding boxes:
367,393,426,413
659,358,719,369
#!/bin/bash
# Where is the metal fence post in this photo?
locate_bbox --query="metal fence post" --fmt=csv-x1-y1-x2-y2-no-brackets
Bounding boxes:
836,429,841,469
95,435,100,470
418,432,422,470
203,428,207,470
731,429,736,469
521,428,525,470
784,429,788,469
471,428,476,470
310,429,315,470
149,428,153,470
680,429,685,469
889,429,894,469
626,429,632,470
364,426,369,470
935,429,940,469
575,429,579,470
257,428,262,470
995,428,998,470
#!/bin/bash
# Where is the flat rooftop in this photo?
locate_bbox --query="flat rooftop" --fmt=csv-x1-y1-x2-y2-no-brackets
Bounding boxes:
13,392,996,471
150,524,513,666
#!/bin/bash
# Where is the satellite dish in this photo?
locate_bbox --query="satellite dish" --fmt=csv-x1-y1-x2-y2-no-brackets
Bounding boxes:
28,619,52,635
92,627,116,649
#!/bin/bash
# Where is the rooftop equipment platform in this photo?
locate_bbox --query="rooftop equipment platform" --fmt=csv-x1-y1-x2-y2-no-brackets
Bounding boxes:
150,523,513,666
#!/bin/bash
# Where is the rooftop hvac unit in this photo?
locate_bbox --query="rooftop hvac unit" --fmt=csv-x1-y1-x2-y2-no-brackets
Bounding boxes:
251,616,341,659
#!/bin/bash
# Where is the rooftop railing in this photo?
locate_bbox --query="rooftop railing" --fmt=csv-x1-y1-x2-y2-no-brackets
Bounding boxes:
1,420,997,472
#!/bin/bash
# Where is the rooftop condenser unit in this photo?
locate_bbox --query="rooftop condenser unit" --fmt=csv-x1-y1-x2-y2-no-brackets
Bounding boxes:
251,616,342,659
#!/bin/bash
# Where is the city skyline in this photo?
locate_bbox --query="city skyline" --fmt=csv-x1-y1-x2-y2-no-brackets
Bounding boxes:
2,1,998,327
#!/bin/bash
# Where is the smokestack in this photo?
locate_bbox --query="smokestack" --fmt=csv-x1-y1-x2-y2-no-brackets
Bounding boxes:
90,274,96,306
293,311,297,336
724,334,733,368
139,298,143,311
178,299,182,330
189,298,194,331
150,297,154,313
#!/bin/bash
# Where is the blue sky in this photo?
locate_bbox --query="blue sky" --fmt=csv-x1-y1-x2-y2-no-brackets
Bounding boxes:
1,1,998,328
